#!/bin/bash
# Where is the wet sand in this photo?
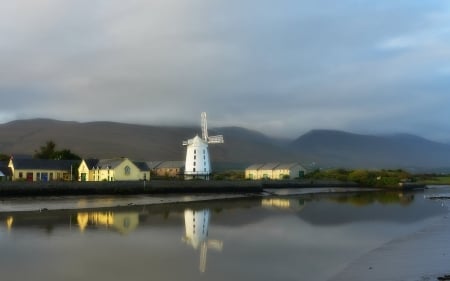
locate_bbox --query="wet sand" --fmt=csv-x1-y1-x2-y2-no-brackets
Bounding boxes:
331,197,450,281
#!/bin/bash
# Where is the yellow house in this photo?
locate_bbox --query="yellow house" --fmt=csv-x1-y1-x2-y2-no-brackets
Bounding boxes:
244,164,264,180
255,163,280,179
8,158,79,181
245,162,307,180
78,158,150,181
272,163,307,179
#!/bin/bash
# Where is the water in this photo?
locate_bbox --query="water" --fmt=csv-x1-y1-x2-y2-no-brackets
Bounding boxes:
0,188,449,281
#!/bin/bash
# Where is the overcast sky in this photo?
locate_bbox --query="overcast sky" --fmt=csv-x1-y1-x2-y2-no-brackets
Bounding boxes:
1,0,449,140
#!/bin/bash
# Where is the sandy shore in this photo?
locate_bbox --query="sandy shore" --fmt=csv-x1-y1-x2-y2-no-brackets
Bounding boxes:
330,196,450,281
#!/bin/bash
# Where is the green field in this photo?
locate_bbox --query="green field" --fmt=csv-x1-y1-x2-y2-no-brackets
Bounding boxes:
420,176,450,185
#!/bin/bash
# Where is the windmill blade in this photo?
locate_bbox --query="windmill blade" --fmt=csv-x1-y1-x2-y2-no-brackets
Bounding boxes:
201,112,208,141
208,135,224,144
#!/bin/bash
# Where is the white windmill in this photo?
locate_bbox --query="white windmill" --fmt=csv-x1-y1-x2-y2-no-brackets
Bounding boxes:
183,112,224,180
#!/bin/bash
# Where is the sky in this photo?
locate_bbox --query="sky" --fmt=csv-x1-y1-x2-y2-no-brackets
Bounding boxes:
1,0,450,141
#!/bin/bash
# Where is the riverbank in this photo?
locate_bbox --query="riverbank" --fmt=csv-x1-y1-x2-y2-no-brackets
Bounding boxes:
0,179,360,196
330,186,450,281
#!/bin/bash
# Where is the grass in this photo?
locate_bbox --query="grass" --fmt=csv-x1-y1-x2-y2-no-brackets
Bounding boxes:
419,176,450,185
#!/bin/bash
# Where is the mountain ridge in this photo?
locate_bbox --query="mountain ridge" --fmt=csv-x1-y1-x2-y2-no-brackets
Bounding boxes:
1,119,450,171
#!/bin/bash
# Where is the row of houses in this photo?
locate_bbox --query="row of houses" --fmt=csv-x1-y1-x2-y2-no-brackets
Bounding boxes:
0,157,187,182
245,163,308,180
1,157,307,182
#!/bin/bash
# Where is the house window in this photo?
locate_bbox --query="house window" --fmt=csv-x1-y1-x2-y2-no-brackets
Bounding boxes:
194,155,196,160
193,162,196,166
125,166,131,176
194,149,196,154
19,172,23,179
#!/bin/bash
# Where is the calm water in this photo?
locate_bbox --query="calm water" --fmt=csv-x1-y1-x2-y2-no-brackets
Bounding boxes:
0,188,449,281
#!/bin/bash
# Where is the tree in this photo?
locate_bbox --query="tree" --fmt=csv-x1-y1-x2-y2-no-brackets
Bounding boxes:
34,141,81,160
34,141,57,159
0,154,10,161
53,149,81,160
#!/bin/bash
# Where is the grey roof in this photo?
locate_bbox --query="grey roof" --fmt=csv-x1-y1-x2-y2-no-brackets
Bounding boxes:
246,163,264,170
133,161,150,172
96,158,126,169
276,163,303,169
146,161,163,169
10,159,80,170
155,161,185,169
246,163,306,171
259,163,281,170
83,159,100,169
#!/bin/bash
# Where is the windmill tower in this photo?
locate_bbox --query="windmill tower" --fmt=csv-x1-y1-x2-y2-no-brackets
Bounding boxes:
183,112,224,180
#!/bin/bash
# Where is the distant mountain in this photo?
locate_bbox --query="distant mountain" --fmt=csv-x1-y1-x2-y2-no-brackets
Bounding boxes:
1,119,450,171
0,119,295,168
290,129,450,170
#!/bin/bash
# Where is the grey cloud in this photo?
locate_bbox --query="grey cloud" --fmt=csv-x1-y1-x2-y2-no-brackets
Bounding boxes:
1,0,450,140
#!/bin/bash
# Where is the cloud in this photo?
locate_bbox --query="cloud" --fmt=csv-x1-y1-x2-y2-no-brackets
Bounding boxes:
1,0,450,140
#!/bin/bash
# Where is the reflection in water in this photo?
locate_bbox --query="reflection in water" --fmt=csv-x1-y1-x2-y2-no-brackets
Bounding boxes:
183,209,223,273
261,198,305,211
329,192,414,206
6,216,13,231
77,212,139,235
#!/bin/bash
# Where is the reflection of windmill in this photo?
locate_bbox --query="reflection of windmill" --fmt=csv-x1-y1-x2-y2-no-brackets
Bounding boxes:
182,209,223,273
183,112,224,180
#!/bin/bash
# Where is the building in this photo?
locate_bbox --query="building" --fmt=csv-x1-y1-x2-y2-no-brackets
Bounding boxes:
245,162,307,180
78,158,150,181
8,158,80,181
183,113,224,180
148,161,185,178
0,161,12,181
245,164,264,180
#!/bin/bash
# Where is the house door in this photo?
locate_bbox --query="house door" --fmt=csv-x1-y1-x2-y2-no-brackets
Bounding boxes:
81,173,87,181
26,173,33,182
41,173,48,182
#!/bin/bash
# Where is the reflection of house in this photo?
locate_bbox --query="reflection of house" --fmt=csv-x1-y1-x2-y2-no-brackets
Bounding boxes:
183,209,223,273
8,158,80,181
78,158,150,181
261,198,305,211
77,212,139,235
245,162,307,180
148,161,185,178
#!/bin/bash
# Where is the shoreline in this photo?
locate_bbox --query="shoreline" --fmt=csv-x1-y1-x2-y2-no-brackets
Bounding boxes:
0,179,360,197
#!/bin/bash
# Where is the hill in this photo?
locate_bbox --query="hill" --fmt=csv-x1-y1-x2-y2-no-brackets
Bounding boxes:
1,119,450,171
290,130,450,170
0,119,295,168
